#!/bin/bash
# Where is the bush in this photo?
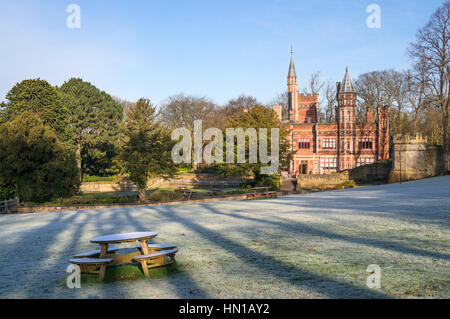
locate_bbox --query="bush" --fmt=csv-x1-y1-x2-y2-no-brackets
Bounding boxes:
336,180,357,189
147,190,182,202
82,175,118,183
255,174,280,190
62,195,138,205
0,186,14,201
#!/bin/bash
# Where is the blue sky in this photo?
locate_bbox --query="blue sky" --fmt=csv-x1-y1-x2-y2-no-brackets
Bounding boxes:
0,0,445,106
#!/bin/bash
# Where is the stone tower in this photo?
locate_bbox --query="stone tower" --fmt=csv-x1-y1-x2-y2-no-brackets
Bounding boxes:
377,105,390,160
337,68,357,170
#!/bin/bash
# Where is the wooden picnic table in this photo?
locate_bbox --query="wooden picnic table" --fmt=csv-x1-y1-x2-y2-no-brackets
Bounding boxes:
90,232,158,280
182,190,197,200
210,188,223,195
247,187,277,200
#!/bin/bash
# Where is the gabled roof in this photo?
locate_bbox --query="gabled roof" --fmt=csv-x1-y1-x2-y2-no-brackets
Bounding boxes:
340,68,355,93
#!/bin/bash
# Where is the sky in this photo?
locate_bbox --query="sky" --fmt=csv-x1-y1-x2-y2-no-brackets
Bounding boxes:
0,0,445,107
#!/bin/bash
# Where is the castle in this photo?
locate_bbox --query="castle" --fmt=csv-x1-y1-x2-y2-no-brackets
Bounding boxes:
273,54,390,175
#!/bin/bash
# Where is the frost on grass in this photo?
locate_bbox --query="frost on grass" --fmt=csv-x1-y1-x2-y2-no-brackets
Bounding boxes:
0,176,449,298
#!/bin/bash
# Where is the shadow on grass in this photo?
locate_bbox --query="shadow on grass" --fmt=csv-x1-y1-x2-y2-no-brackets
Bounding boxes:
80,263,178,284
151,205,390,298
202,202,450,262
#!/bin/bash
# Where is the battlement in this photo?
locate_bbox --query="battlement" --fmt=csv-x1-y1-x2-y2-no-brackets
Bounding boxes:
393,134,428,144
298,93,319,102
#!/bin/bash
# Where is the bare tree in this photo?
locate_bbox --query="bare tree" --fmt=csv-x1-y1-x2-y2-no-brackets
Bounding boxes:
268,91,288,121
211,95,262,130
354,69,411,133
113,97,135,120
225,95,260,110
354,71,385,121
409,0,450,173
303,71,325,96
159,94,217,130
404,61,433,135
323,81,336,122
159,94,218,169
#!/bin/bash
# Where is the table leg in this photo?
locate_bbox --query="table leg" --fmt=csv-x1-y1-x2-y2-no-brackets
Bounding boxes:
99,265,106,282
139,240,150,278
140,260,150,278
99,243,108,282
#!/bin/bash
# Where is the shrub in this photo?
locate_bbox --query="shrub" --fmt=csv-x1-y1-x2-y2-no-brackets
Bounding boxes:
255,174,280,190
0,186,14,201
147,190,182,202
82,175,118,183
0,111,80,203
336,180,357,189
62,195,138,205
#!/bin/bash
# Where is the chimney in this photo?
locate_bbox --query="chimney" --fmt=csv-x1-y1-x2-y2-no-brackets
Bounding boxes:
366,109,374,123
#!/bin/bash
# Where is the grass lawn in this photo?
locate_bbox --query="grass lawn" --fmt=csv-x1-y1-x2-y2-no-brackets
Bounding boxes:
26,187,244,206
0,176,448,298
79,264,178,285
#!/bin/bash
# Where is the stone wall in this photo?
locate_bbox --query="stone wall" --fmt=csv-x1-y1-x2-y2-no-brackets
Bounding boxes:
389,135,447,183
297,172,349,189
80,174,248,193
349,160,391,183
296,160,391,188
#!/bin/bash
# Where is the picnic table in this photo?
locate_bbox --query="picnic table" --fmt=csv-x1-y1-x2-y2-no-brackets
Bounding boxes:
246,187,277,200
210,188,223,195
181,190,197,200
69,231,178,281
89,232,157,280
175,187,197,200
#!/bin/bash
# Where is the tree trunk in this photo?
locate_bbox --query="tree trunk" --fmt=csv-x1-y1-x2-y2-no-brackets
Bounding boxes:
138,188,146,202
412,112,419,136
76,138,82,180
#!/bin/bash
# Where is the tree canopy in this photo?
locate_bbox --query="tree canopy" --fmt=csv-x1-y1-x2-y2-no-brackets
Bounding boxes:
1,79,70,141
59,78,123,177
0,111,80,202
120,98,176,201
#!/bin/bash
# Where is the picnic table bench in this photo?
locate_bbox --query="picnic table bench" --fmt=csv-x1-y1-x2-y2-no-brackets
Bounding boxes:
69,258,113,282
0,198,19,214
182,190,197,200
174,187,197,199
132,249,178,278
246,187,277,200
69,232,178,281
208,188,223,196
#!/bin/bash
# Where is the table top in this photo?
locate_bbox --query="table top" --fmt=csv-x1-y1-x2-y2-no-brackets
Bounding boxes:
251,187,271,190
90,232,158,244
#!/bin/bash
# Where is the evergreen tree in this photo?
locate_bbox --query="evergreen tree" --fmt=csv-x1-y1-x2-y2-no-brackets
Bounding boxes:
119,98,176,202
59,78,123,177
224,105,293,189
1,79,70,141
0,111,80,202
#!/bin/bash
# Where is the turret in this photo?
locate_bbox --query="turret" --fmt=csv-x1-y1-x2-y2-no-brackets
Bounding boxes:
287,50,299,122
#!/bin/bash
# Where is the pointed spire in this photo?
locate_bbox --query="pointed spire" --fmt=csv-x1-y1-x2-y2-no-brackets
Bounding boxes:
340,68,355,93
288,46,297,78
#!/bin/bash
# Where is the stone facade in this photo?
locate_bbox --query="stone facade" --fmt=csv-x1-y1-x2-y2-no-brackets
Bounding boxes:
389,135,447,183
274,55,390,176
